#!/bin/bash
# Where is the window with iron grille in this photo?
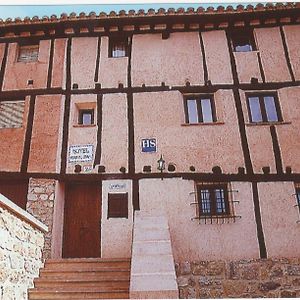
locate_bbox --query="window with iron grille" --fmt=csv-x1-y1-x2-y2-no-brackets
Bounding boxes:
17,44,39,62
231,29,256,52
197,184,230,216
295,187,300,213
247,93,282,123
109,37,128,58
184,95,216,124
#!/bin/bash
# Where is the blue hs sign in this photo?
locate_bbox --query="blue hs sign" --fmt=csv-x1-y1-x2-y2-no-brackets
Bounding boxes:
141,138,157,153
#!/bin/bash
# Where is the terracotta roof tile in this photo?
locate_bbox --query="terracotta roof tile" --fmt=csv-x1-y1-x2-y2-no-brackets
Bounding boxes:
0,3,298,28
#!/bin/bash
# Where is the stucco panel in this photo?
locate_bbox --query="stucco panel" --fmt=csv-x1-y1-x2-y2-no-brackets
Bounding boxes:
283,25,300,81
276,87,300,172
0,97,29,171
134,90,244,173
3,40,50,90
101,180,133,258
258,182,300,258
201,30,233,84
28,95,63,173
98,37,128,88
51,38,67,88
71,37,98,89
101,93,128,173
67,95,98,173
139,179,259,261
131,32,204,87
234,51,262,83
254,27,291,82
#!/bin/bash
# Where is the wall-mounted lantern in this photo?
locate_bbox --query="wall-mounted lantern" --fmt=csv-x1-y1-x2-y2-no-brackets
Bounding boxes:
157,154,165,180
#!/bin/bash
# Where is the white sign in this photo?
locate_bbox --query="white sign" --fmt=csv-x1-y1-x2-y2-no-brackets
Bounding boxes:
83,165,93,173
109,183,127,190
69,144,94,163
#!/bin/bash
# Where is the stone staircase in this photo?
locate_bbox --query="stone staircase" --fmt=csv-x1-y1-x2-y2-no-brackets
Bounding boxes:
28,258,130,299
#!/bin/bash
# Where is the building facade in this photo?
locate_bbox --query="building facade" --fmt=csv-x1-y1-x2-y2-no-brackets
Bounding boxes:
1,3,300,297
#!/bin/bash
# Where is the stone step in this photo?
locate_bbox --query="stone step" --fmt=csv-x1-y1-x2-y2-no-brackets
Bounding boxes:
28,289,129,299
39,269,130,279
34,278,130,289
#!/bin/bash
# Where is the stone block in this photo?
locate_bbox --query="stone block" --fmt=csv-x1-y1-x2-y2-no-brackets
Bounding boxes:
259,281,281,291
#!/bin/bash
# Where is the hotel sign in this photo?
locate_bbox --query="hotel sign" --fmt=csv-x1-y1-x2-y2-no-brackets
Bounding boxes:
69,144,94,163
141,138,157,153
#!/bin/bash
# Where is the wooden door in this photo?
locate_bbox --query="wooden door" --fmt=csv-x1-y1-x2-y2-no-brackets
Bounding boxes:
63,183,101,258
0,180,28,209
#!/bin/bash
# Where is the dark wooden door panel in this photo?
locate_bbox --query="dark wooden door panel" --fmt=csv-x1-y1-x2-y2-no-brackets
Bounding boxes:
63,183,101,258
0,180,28,209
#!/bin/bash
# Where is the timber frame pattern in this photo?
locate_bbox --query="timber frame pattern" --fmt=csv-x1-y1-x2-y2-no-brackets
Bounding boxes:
1,3,300,259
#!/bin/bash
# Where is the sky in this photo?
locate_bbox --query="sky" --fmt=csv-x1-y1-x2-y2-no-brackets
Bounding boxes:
0,1,263,20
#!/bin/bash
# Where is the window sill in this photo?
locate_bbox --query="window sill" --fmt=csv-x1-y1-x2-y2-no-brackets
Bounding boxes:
73,124,96,128
192,215,241,224
181,122,225,126
233,50,259,54
246,121,291,127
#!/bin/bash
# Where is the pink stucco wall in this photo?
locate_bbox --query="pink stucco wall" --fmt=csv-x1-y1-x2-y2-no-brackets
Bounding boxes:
134,90,244,173
139,179,260,262
0,97,29,172
51,38,67,88
67,95,98,173
3,40,50,90
282,25,300,81
28,95,63,173
71,37,98,89
201,30,233,84
131,32,204,87
254,27,291,82
98,37,128,88
234,51,262,83
258,182,300,258
100,93,128,173
276,87,300,173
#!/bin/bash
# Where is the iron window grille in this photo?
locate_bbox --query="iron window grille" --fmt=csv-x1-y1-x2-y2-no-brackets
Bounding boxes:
246,93,282,123
190,182,241,224
294,185,300,223
109,37,128,58
184,95,216,124
17,44,39,62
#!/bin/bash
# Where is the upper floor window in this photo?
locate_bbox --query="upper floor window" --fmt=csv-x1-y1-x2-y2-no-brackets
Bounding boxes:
109,37,128,58
78,109,94,126
232,30,256,52
295,187,300,213
197,184,230,216
17,44,39,62
185,95,216,124
247,93,282,123
0,101,25,128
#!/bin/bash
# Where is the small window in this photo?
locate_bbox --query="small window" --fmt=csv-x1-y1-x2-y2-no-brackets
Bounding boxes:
18,44,39,62
108,193,128,218
185,95,216,124
0,101,25,128
78,109,94,126
109,37,128,58
295,187,300,213
247,93,282,123
197,184,230,216
232,30,256,52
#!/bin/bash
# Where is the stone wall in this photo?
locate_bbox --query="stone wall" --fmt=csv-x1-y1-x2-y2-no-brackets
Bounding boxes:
176,258,300,298
26,178,55,259
0,196,46,300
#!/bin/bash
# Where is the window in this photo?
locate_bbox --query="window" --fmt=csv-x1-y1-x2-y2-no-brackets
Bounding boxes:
185,95,216,124
231,30,256,52
295,187,300,213
197,184,230,216
78,109,94,126
17,44,39,62
0,101,25,128
247,93,282,123
107,193,128,218
109,37,128,58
